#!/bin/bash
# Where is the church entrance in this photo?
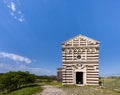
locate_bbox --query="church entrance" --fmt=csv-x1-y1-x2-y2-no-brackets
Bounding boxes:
76,72,83,84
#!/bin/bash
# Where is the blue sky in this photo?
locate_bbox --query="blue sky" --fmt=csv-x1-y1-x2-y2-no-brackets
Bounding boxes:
0,0,120,76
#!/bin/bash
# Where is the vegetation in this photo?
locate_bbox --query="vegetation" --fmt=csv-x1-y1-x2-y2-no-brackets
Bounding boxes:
60,77,120,95
35,75,63,87
0,84,42,95
36,75,56,82
0,71,36,93
4,85,43,95
44,81,62,87
0,71,57,95
62,85,120,95
101,77,120,92
1,71,119,95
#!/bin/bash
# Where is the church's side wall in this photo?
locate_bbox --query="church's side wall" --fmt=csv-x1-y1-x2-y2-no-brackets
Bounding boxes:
57,68,62,82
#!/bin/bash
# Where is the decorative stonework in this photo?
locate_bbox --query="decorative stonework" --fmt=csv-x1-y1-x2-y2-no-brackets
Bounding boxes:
57,34,100,86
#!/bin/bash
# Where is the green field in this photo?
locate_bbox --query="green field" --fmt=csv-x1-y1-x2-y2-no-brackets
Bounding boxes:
62,85,120,95
102,77,120,91
0,85,42,95
61,77,120,95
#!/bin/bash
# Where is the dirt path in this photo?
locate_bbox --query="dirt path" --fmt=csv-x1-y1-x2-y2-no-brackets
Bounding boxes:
35,85,65,95
35,85,120,95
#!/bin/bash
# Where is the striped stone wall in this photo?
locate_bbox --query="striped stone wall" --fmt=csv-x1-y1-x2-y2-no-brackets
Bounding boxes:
57,35,100,85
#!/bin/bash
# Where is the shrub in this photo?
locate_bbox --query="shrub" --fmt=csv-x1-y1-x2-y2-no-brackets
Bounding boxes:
99,77,102,86
0,71,36,93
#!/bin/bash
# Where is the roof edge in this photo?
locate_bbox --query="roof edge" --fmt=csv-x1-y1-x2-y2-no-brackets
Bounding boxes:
62,34,100,44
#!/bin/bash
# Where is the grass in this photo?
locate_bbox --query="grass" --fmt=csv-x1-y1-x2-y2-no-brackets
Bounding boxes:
44,81,62,87
0,84,43,95
60,77,120,95
102,77,120,92
62,85,120,95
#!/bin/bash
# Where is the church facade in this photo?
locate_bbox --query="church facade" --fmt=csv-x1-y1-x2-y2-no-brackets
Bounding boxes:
57,35,100,85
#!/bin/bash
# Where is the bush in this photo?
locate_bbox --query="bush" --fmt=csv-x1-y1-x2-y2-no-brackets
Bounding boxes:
0,71,36,93
99,77,102,86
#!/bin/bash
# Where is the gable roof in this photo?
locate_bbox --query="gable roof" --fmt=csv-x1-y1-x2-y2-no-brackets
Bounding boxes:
62,34,100,45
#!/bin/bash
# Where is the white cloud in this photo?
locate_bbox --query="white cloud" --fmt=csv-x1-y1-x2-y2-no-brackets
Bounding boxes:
11,2,16,12
3,0,24,22
0,63,52,75
0,52,31,64
18,17,24,22
0,52,53,75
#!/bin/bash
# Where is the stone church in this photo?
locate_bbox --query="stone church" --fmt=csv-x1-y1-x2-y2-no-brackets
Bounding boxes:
57,35,100,85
